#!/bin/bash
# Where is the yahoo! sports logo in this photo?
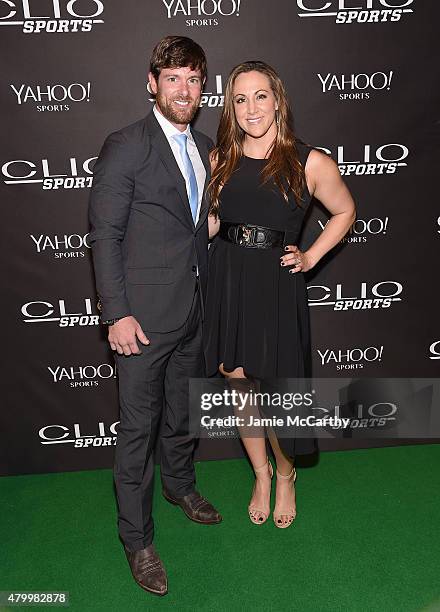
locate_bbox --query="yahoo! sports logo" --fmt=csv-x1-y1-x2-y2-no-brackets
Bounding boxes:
297,0,414,23
317,70,394,101
30,233,90,259
0,0,105,32
10,82,92,112
319,216,390,244
317,345,384,370
162,0,241,26
47,363,116,388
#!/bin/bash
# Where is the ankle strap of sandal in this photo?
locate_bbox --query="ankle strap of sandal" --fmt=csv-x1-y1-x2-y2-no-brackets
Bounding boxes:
254,457,271,474
276,466,295,479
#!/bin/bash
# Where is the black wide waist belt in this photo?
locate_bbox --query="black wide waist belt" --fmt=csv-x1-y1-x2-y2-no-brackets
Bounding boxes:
219,221,285,249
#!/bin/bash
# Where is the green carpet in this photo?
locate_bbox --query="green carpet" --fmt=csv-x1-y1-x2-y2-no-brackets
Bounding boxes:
1,445,440,611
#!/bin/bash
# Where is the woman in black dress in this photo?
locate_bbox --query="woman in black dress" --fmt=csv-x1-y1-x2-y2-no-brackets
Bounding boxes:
205,61,356,528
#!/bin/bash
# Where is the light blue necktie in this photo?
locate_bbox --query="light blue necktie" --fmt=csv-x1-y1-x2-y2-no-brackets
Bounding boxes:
174,132,199,224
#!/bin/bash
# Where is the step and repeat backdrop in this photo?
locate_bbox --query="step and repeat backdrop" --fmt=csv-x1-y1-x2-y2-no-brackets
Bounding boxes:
1,0,438,475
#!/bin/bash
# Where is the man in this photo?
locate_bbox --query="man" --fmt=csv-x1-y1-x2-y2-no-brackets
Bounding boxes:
89,36,221,597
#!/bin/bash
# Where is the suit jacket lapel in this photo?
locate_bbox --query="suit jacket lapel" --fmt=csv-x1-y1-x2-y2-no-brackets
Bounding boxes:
192,129,211,232
147,113,194,229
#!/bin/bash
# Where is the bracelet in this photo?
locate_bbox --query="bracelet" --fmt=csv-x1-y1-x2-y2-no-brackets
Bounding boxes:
101,317,121,326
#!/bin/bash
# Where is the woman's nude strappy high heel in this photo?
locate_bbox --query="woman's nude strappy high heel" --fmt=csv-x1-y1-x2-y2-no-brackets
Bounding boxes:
248,458,274,525
273,466,297,528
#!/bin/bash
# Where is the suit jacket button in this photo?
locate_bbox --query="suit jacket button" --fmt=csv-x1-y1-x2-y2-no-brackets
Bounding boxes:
192,265,197,272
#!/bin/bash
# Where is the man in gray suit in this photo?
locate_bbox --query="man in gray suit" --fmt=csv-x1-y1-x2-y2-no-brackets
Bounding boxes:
89,36,221,597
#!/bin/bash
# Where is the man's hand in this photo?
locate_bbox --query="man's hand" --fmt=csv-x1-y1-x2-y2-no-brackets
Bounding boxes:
108,316,150,355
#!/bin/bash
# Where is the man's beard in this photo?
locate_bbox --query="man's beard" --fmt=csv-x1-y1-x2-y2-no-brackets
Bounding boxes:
156,92,199,125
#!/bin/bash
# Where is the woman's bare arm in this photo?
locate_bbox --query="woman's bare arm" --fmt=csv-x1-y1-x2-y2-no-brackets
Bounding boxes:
305,149,356,267
282,149,356,272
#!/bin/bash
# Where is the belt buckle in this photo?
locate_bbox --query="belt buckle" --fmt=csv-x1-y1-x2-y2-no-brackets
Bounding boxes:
238,224,256,246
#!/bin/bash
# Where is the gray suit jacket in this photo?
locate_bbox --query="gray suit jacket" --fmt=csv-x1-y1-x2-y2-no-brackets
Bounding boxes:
89,111,213,332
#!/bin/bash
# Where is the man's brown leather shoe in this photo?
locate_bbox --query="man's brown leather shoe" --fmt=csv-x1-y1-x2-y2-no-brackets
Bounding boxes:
124,544,168,596
163,489,222,524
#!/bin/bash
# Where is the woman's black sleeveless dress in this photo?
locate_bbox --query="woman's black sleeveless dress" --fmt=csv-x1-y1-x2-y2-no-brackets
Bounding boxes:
204,143,316,457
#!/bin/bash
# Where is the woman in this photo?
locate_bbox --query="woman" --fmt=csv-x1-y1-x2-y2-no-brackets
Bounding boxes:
204,61,356,528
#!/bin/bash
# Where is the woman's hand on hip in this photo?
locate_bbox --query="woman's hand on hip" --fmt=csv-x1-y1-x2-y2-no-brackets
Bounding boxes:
280,245,314,273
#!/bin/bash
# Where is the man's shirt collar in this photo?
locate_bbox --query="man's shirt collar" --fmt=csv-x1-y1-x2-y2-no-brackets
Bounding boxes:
153,105,192,141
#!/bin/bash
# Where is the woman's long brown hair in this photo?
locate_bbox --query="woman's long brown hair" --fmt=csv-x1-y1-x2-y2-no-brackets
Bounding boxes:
208,61,305,217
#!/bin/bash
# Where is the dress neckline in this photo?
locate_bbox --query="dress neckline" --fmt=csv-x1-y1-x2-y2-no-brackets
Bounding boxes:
243,154,267,161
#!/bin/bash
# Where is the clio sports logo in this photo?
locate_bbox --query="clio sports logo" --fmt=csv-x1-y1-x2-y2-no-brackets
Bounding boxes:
21,298,100,327
429,341,440,360
200,75,224,108
39,421,119,448
2,156,96,189
0,0,105,33
297,0,414,23
317,143,409,176
307,280,403,311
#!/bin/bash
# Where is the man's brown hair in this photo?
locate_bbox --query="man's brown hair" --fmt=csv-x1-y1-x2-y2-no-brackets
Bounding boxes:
150,36,207,82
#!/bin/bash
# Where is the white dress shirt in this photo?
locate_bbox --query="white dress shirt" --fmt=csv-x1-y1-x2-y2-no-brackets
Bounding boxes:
153,105,206,224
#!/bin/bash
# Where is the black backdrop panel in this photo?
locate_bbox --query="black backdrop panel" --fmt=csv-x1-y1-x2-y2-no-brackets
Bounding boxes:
1,0,438,475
